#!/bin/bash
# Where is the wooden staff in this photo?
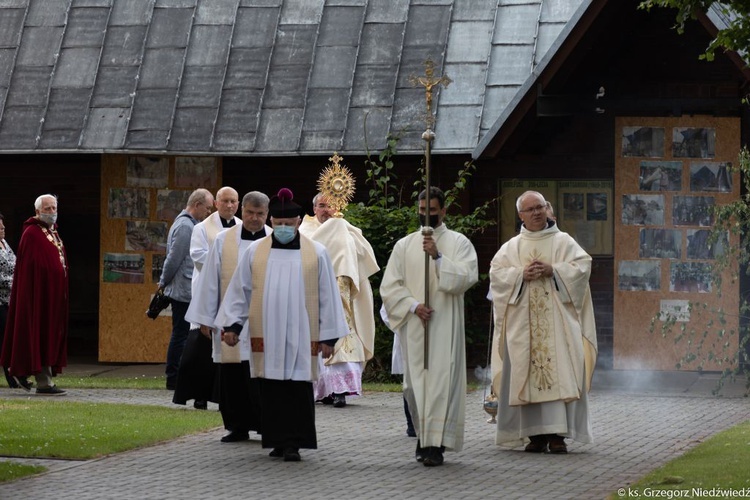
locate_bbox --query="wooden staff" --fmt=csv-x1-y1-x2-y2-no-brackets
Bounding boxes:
409,58,451,370
421,129,435,369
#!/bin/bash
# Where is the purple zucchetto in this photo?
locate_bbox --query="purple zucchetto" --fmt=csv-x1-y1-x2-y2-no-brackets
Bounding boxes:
269,188,303,218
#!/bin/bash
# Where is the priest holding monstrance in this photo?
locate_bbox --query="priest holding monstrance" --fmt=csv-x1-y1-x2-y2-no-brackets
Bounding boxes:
301,155,380,409
215,188,348,462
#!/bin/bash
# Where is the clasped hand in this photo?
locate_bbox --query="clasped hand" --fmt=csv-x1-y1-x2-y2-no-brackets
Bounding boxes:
524,259,551,281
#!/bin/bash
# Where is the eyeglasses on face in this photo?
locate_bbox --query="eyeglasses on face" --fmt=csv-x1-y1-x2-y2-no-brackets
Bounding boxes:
519,204,546,214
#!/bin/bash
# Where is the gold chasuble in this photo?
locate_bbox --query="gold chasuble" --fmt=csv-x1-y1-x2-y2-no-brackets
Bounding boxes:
247,234,320,379
490,224,597,408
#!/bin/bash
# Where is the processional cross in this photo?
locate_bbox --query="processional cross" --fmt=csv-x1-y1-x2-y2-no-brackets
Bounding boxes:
409,57,451,370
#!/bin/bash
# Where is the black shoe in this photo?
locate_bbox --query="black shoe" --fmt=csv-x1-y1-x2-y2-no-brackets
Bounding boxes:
332,393,346,408
524,435,548,453
283,448,301,462
423,447,444,467
35,386,66,396
4,369,17,388
193,400,207,410
319,396,333,405
221,430,249,443
415,441,425,462
547,434,568,454
13,376,33,392
269,447,284,458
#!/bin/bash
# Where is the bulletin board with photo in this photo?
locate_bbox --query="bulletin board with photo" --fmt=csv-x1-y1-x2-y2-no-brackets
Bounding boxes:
556,180,613,255
99,155,221,362
613,116,740,371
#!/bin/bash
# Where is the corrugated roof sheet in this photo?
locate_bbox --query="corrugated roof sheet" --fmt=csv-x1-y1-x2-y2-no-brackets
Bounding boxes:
0,0,587,154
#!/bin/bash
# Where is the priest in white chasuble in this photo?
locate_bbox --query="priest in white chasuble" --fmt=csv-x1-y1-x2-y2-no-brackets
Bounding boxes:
380,187,479,467
185,191,271,444
489,190,597,455
301,189,380,408
215,188,349,462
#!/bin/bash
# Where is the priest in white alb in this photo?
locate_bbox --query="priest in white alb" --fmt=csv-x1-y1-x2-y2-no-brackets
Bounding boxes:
173,186,240,410
380,187,478,467
301,184,379,408
489,190,597,454
215,188,349,462
185,191,271,443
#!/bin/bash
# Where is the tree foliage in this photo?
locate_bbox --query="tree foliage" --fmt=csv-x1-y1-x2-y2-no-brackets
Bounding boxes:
639,1,750,61
345,134,496,381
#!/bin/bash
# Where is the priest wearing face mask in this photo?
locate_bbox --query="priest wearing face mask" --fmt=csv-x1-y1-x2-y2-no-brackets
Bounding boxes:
1,194,69,395
380,187,479,467
215,188,349,462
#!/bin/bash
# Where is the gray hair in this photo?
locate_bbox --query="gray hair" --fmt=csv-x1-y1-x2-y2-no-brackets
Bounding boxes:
242,191,269,207
187,188,212,208
34,194,57,211
312,193,324,206
515,190,546,212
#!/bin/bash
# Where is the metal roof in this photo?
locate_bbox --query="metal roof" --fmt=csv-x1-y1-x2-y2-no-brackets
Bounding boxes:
0,0,585,155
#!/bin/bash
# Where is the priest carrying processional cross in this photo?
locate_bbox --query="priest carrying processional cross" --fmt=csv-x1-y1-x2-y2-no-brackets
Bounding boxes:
380,58,479,467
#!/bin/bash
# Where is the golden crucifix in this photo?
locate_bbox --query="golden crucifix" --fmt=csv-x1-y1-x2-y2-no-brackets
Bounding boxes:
409,58,451,370
408,57,452,128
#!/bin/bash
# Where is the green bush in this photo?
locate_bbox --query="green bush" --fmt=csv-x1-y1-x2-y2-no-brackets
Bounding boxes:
345,135,496,381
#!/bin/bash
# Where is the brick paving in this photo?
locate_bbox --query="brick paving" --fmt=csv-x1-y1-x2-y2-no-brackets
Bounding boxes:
0,372,748,500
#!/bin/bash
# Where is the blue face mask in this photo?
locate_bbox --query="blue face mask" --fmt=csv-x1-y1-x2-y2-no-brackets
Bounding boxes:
274,225,296,244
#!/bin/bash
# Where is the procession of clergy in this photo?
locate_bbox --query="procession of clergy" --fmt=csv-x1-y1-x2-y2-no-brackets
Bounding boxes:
176,179,597,465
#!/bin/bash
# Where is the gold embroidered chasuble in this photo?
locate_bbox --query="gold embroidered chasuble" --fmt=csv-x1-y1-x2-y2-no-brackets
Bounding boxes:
305,218,379,365
489,224,597,407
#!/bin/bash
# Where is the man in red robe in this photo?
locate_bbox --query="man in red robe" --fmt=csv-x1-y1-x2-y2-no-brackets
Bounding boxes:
1,194,69,395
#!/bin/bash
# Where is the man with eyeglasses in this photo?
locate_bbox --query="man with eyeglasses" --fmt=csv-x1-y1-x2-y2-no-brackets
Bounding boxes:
158,188,214,391
488,190,597,455
298,193,334,236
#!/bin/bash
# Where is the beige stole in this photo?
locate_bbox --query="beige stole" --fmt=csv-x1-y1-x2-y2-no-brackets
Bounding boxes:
194,214,224,272
205,215,224,244
218,225,242,363
247,235,320,378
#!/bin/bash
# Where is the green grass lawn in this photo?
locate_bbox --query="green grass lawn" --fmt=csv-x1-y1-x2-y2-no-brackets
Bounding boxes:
55,374,167,390
0,398,222,483
609,420,750,498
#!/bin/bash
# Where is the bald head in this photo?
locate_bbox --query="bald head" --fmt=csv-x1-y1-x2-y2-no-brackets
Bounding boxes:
215,186,239,220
